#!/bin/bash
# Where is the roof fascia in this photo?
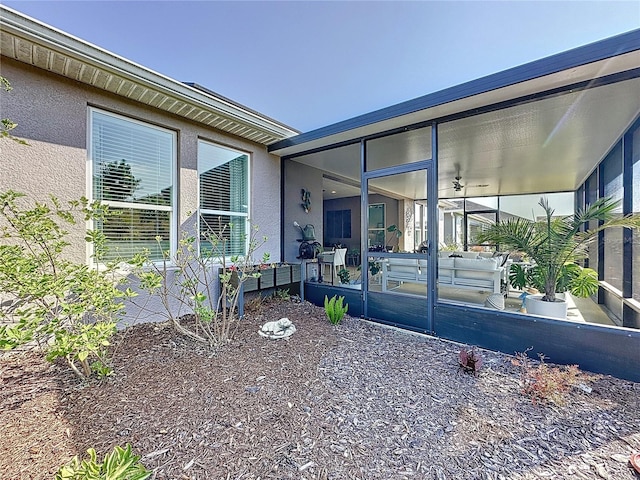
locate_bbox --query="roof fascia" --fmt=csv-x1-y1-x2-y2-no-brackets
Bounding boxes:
268,28,640,154
0,5,299,140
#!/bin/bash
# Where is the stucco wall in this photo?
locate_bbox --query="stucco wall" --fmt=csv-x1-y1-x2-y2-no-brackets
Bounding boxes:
1,58,282,323
0,58,281,263
283,160,323,263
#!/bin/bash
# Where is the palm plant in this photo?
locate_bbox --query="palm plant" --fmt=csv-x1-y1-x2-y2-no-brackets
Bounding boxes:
385,224,402,251
476,196,640,303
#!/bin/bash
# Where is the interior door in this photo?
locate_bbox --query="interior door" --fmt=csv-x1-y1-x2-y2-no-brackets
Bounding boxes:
363,165,432,332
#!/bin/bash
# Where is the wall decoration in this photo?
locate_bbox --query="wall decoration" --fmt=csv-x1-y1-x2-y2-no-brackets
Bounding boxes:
301,188,311,213
405,206,414,229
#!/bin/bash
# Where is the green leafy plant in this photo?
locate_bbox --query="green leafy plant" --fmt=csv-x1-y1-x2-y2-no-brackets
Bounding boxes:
361,260,381,277
477,196,640,302
508,261,599,298
458,347,483,375
385,224,403,251
130,219,267,347
55,444,150,480
0,191,133,379
512,349,588,406
274,288,291,301
337,268,350,284
324,294,348,325
0,76,28,145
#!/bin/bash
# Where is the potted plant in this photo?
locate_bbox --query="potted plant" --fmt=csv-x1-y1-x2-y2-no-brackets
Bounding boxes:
476,196,640,319
337,267,350,284
385,224,402,252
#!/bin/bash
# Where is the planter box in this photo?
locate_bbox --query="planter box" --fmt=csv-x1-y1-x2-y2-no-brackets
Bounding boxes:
221,264,301,293
223,269,259,292
258,268,275,289
291,264,301,283
275,265,292,286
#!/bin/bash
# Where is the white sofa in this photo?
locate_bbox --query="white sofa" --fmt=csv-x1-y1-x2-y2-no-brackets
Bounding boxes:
381,258,427,292
380,253,505,294
438,256,503,294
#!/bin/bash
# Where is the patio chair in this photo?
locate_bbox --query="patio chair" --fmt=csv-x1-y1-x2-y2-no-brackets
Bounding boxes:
322,248,347,279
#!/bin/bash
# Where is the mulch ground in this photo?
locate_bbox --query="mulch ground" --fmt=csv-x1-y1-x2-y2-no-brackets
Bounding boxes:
1,298,640,480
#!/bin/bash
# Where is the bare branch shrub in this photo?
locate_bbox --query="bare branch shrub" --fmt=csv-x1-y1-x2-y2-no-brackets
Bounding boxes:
130,218,267,347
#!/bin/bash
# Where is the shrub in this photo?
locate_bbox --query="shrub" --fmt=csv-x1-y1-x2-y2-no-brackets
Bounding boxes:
0,191,133,379
130,220,267,347
55,444,150,480
274,288,291,301
512,349,586,406
324,295,348,325
458,347,483,375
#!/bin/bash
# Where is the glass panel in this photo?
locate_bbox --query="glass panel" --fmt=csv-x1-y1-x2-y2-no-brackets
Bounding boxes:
97,208,170,262
437,191,583,315
585,171,599,271
499,193,574,220
632,125,640,301
367,204,385,250
466,211,497,252
438,199,464,250
316,144,362,281
367,170,428,297
465,196,498,212
200,213,247,258
366,127,431,172
90,109,175,262
198,141,249,255
92,111,174,206
325,209,352,240
414,201,428,250
198,142,249,214
602,143,623,291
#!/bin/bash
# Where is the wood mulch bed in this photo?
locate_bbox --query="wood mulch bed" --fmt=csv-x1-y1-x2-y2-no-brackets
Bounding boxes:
1,298,640,479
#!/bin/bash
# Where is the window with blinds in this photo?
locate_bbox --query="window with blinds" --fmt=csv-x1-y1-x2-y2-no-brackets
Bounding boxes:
198,141,249,256
90,109,175,262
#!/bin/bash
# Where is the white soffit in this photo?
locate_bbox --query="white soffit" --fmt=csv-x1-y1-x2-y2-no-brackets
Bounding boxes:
0,6,299,145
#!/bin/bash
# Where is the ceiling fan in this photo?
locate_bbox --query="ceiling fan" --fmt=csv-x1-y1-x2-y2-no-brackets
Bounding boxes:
439,174,465,195
439,174,489,196
452,175,464,192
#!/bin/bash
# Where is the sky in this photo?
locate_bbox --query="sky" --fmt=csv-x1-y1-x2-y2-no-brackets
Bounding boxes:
3,1,640,133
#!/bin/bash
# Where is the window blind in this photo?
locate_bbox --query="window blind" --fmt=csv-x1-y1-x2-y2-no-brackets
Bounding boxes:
90,109,175,262
198,141,249,256
92,111,173,206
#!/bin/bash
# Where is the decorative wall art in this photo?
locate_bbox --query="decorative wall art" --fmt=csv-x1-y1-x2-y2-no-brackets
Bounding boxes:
301,188,311,213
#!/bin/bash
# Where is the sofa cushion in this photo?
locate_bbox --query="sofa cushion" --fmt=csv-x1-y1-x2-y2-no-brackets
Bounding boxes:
438,258,454,280
385,258,418,279
454,257,498,280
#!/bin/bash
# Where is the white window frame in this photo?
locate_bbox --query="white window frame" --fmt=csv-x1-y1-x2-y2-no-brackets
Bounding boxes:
197,139,251,258
368,203,386,248
86,107,177,265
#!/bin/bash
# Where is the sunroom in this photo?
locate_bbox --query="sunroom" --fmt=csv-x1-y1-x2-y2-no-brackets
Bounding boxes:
270,29,640,381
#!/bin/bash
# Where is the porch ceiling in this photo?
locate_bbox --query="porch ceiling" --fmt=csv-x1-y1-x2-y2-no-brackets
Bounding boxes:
286,31,640,198
0,6,299,145
437,76,640,198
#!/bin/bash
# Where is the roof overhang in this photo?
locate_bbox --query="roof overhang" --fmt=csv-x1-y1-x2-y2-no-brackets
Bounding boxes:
0,5,299,145
269,29,640,157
